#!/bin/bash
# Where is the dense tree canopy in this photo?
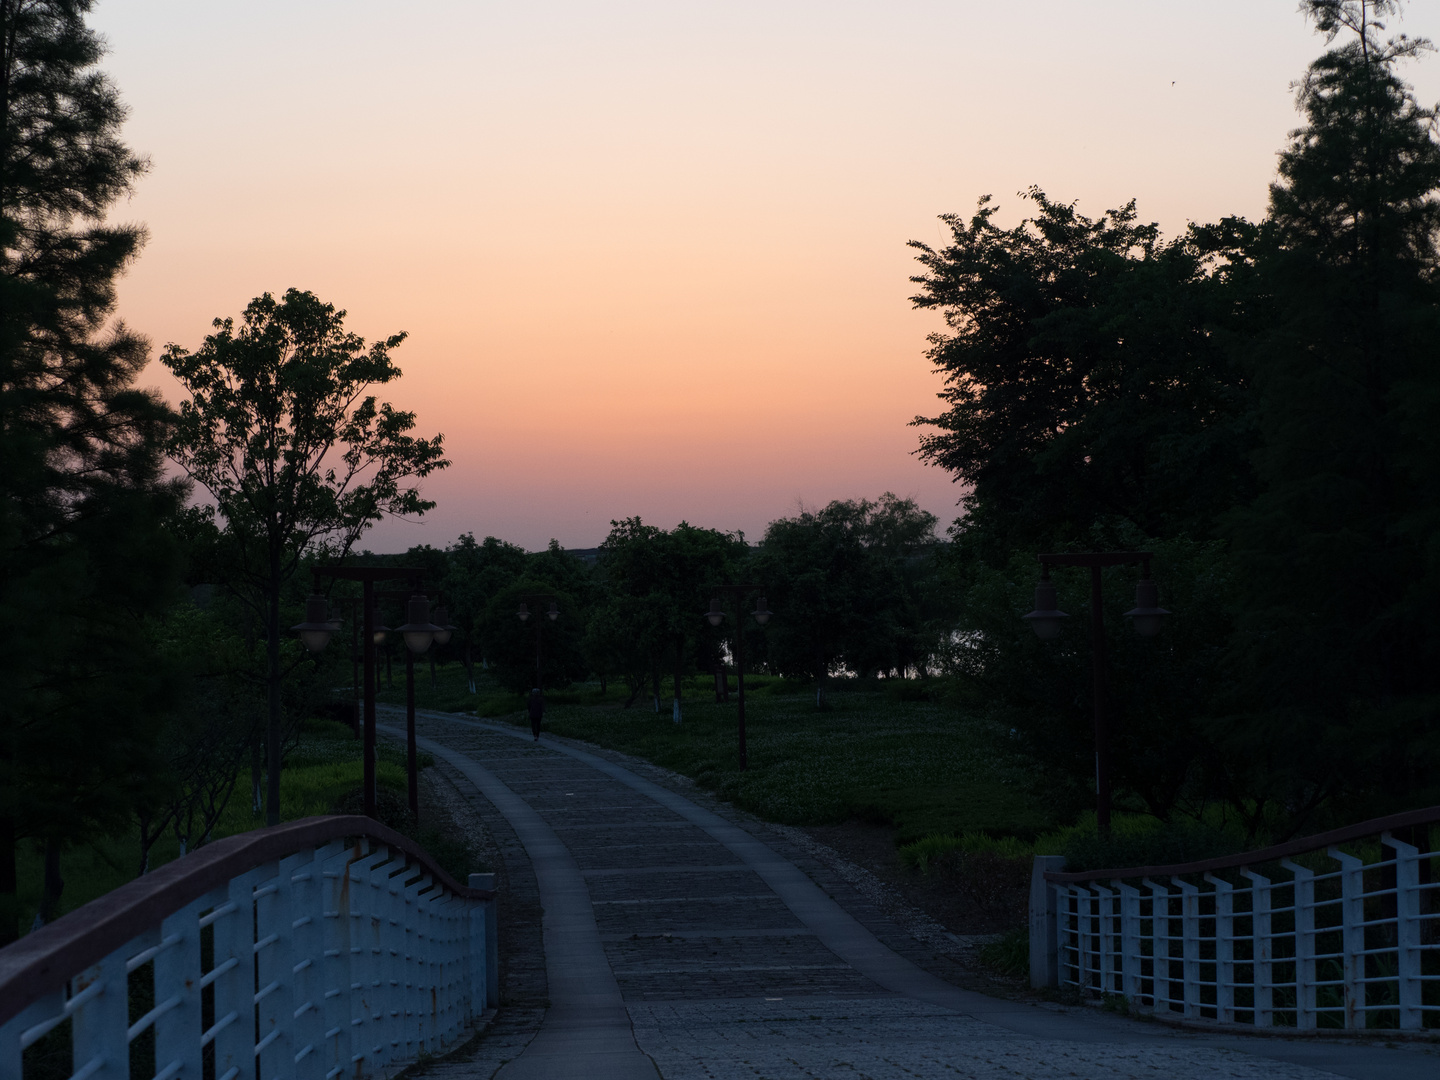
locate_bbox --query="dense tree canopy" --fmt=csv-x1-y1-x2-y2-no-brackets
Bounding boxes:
0,0,184,942
592,519,744,715
164,289,448,825
909,191,1258,556
915,0,1440,835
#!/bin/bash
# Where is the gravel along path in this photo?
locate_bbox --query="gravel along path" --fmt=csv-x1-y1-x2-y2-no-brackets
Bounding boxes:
380,708,1438,1080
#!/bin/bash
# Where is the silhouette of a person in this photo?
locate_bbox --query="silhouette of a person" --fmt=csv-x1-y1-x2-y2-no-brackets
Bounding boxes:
528,687,544,741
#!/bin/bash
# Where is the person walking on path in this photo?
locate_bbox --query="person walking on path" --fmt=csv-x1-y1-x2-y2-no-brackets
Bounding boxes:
527,687,544,741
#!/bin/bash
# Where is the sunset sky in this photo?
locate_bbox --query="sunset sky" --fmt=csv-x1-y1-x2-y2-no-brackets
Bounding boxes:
91,1,1440,552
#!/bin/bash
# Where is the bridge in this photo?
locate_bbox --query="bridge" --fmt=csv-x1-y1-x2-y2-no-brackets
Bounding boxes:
1,709,1434,1078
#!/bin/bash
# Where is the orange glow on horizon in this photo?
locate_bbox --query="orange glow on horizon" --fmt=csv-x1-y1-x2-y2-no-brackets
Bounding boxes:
91,1,1440,550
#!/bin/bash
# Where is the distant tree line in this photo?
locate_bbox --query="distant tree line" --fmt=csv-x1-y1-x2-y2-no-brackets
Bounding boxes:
910,0,1440,839
350,489,952,715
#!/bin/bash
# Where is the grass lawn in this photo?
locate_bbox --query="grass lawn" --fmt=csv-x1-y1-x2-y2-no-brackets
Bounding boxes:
464,671,1054,845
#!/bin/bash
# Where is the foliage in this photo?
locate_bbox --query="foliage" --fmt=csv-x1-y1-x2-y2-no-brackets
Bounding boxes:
479,578,587,692
910,2,1440,835
1219,0,1440,828
0,0,185,943
909,189,1258,558
591,518,745,712
439,533,527,678
978,928,1030,977
755,494,945,703
163,288,448,824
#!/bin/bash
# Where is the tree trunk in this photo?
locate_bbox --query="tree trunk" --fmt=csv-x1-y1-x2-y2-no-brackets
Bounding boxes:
265,546,283,827
0,814,16,946
38,839,63,925
672,637,684,723
651,659,660,713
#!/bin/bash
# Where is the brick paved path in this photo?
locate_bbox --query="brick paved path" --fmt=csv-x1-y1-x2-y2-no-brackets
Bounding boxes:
380,709,1437,1080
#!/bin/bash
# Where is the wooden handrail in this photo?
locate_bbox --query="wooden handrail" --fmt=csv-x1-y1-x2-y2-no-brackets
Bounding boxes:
0,815,493,1028
1045,804,1440,884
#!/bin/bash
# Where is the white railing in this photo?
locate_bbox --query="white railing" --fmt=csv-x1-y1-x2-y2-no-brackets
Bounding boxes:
1029,809,1439,1031
0,816,497,1079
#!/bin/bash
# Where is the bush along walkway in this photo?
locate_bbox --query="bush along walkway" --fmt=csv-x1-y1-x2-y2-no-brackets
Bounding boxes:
379,707,1436,1080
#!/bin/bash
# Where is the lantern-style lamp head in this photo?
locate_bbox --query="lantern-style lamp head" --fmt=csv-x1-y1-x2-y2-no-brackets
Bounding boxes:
1125,576,1170,638
394,593,443,653
516,602,530,623
369,604,391,645
706,599,725,627
751,597,772,626
431,605,454,646
547,601,559,622
292,594,335,652
1023,573,1069,640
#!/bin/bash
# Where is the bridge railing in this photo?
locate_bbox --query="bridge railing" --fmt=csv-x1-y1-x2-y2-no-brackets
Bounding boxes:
0,815,497,1079
1029,807,1439,1031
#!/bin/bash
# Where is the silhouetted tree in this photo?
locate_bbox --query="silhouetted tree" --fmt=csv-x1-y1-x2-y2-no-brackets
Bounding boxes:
756,495,938,704
592,519,742,716
1224,0,1440,824
0,0,185,941
164,289,448,826
909,190,1258,559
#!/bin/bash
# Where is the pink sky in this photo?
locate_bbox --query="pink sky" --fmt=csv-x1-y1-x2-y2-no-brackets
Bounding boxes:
91,1,1440,550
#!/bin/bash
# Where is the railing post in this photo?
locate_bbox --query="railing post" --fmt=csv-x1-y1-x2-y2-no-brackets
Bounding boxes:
469,873,497,1012
1028,856,1065,989
1143,879,1175,1013
410,877,439,1055
349,845,390,1074
1327,846,1365,1030
210,869,258,1080
70,941,132,1079
255,856,296,1076
402,872,424,1057
1383,832,1423,1030
367,848,405,1064
293,842,342,1080
1205,873,1236,1024
1240,869,1273,1027
1281,859,1317,1030
1092,884,1115,996
154,898,205,1080
1174,878,1201,1018
322,844,359,1076
1115,881,1143,1005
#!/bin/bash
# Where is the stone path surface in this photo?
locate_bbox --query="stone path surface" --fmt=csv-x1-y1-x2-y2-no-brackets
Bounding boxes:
379,708,1439,1080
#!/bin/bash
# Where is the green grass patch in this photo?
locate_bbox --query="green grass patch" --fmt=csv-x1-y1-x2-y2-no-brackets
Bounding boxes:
979,927,1030,977
899,831,1033,873
371,654,477,713
478,678,1050,842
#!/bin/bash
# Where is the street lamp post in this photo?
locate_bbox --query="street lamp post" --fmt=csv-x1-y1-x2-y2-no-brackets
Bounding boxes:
389,591,443,819
318,596,366,736
705,585,772,771
295,565,425,819
516,595,559,689
1022,551,1169,835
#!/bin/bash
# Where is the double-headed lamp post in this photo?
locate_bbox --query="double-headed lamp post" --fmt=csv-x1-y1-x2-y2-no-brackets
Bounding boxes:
1022,551,1169,836
705,586,772,771
516,596,559,689
292,566,435,820
392,592,444,818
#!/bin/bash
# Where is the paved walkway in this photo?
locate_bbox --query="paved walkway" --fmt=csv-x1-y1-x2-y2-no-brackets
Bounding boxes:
378,708,1438,1080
